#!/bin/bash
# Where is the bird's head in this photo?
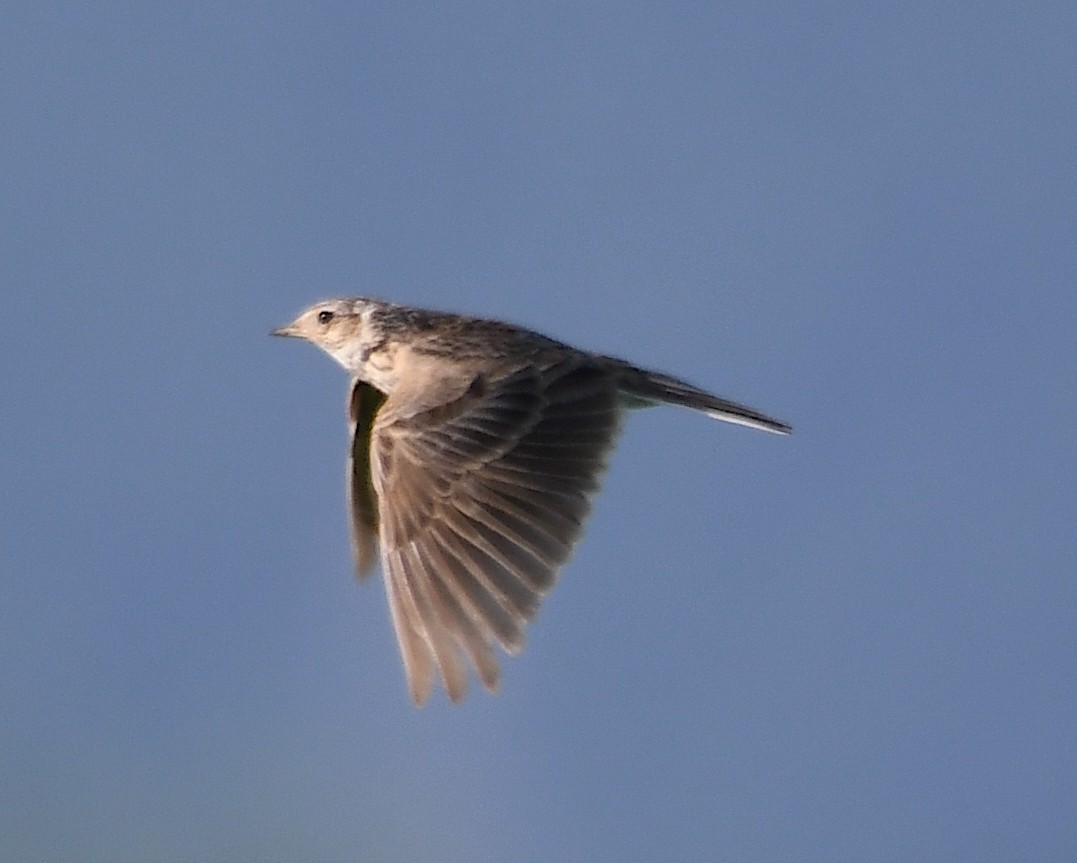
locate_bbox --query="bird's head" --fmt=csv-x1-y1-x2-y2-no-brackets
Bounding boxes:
272,298,387,374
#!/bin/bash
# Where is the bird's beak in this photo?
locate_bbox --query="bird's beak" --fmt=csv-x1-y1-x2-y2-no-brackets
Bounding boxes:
271,322,301,338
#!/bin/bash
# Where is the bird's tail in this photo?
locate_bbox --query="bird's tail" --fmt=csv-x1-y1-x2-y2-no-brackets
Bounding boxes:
615,365,792,435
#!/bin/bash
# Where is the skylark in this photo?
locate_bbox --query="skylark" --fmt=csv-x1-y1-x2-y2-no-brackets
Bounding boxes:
273,298,790,704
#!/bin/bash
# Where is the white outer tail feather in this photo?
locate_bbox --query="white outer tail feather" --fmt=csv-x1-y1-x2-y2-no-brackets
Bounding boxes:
616,366,792,436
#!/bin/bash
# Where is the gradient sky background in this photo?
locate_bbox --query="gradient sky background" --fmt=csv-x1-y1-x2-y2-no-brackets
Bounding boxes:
3,3,1075,861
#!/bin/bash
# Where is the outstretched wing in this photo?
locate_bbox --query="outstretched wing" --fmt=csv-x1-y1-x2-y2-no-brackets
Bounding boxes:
370,358,623,704
347,380,387,578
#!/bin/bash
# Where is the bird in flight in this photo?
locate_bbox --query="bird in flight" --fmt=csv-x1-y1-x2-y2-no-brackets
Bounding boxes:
273,298,790,705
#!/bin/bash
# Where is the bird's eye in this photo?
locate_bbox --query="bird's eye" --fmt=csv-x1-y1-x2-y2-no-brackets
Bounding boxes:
317,310,335,325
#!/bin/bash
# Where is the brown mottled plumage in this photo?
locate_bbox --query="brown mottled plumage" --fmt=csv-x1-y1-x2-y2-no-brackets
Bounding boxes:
273,297,790,705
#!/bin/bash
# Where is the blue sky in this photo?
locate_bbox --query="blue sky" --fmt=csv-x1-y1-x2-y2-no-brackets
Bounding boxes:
3,3,1075,861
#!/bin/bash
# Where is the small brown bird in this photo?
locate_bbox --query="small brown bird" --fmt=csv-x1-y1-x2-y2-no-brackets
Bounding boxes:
273,298,790,705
